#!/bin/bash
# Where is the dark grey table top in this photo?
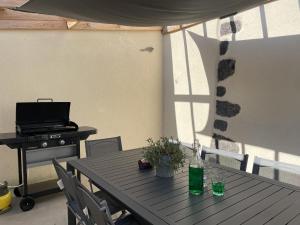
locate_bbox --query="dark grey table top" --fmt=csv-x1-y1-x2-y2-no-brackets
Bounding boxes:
68,149,300,225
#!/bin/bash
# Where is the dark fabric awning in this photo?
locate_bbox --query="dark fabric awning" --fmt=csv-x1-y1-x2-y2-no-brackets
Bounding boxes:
17,0,275,26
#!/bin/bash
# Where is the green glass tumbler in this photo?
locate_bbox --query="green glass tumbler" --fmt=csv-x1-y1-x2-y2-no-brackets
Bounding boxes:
211,173,225,196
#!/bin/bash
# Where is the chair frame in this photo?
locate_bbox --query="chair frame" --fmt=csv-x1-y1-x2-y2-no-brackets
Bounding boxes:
52,159,88,225
252,156,300,181
85,136,123,157
201,146,249,171
75,179,114,225
85,136,126,217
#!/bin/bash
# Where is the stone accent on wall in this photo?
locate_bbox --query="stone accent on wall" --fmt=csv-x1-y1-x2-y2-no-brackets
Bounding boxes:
220,41,229,55
230,21,237,33
214,119,228,131
216,100,241,117
216,86,226,97
218,59,236,81
220,20,241,36
212,19,242,148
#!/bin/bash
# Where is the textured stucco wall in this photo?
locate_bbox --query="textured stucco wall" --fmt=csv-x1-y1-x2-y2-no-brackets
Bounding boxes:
217,0,300,171
0,31,163,185
163,20,219,147
163,0,300,172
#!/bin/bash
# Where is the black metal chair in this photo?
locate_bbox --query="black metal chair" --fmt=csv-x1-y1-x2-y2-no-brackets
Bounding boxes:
252,156,300,187
53,159,122,220
76,181,141,225
201,146,249,171
85,136,122,158
85,136,126,215
52,159,88,225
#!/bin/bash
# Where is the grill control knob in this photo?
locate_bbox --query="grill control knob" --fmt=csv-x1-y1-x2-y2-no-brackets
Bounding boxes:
59,139,65,145
41,142,48,148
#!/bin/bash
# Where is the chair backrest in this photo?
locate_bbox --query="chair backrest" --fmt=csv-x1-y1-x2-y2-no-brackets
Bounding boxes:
201,146,249,171
252,157,300,186
85,136,122,158
52,159,89,224
52,159,78,202
76,183,114,225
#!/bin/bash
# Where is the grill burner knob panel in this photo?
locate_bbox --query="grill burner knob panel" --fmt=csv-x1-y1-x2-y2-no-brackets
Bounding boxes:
41,142,48,148
59,139,65,145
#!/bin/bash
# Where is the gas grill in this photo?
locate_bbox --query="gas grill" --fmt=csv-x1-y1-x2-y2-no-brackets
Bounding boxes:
16,101,78,135
0,99,96,211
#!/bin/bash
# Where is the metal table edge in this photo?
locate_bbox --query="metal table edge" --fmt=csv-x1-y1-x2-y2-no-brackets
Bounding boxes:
67,158,173,225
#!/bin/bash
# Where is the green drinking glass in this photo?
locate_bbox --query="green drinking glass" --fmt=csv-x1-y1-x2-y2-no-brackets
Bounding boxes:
211,173,225,196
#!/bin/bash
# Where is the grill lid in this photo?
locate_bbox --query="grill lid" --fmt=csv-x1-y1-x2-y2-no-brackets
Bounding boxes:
16,102,71,126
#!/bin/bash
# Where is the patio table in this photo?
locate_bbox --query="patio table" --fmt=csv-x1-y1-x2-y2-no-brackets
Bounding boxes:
67,148,300,225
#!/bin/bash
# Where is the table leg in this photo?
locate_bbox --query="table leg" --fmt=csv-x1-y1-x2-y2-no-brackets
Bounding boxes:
66,162,75,175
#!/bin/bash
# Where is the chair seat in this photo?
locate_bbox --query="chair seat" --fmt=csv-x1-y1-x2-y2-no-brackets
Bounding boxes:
115,214,141,225
94,190,124,215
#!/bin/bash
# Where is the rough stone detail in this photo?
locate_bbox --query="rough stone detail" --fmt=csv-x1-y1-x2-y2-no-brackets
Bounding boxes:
216,86,226,97
220,41,229,55
220,20,242,36
214,120,228,131
218,59,236,81
216,100,241,117
230,21,237,33
213,133,234,142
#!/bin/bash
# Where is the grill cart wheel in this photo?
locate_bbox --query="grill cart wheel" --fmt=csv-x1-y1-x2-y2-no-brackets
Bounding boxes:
20,196,35,211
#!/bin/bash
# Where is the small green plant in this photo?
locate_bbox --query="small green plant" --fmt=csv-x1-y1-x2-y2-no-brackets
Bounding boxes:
143,137,186,171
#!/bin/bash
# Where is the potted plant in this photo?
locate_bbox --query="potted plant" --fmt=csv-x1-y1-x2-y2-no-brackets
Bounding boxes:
143,137,186,178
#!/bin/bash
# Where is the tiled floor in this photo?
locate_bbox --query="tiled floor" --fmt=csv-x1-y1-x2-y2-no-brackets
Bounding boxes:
0,193,68,225
0,191,123,225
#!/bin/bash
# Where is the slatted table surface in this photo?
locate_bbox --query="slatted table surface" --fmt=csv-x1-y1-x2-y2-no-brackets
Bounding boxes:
68,149,300,225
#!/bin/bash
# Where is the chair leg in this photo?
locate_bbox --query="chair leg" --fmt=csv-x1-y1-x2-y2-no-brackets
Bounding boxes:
121,210,126,216
252,164,260,175
115,210,127,222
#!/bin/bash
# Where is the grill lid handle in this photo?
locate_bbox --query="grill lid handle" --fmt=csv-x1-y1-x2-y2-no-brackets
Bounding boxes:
37,98,53,102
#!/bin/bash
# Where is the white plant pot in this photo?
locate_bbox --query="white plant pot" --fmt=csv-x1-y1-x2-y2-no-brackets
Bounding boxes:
155,155,174,178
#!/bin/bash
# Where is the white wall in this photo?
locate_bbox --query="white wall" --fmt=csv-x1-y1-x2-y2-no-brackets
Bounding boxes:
163,20,219,147
0,31,163,184
218,0,300,171
163,0,300,172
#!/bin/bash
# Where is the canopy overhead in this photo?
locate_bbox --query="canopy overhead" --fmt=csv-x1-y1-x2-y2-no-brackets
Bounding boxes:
17,0,275,26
